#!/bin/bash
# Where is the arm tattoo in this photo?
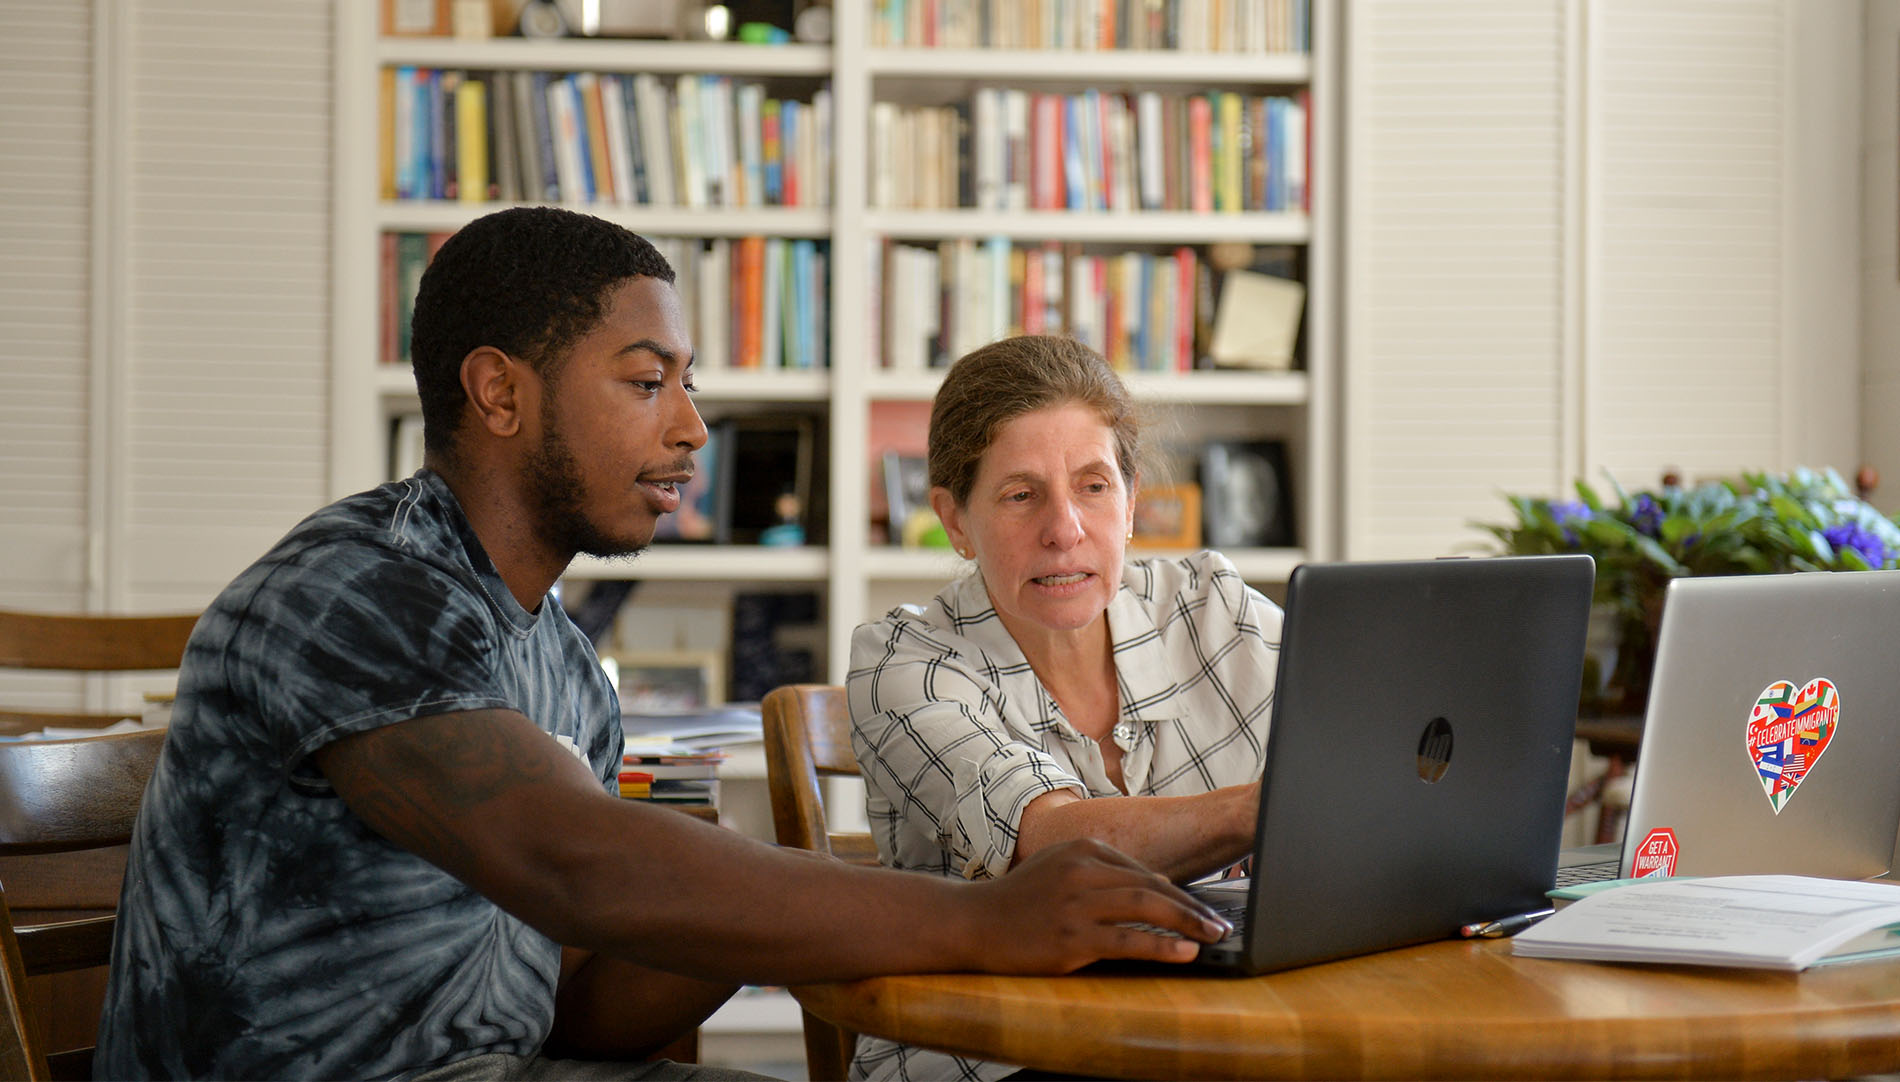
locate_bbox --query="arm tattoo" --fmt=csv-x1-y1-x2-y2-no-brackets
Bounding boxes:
331,712,565,870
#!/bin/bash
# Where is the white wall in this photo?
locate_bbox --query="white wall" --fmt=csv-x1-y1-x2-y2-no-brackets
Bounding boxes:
1864,0,1900,513
0,0,333,714
1344,0,1866,560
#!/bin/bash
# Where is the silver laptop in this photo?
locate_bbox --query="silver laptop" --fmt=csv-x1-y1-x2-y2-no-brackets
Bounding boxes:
1187,554,1594,975
1560,571,1900,884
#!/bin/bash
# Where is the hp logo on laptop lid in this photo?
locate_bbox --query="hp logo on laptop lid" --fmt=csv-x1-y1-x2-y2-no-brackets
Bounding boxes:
1417,717,1454,783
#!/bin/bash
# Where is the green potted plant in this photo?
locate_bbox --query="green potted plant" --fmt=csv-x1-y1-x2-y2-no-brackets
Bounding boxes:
1477,468,1900,716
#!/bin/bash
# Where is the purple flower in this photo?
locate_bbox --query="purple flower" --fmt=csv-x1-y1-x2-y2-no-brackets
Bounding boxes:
1823,523,1891,566
1628,494,1663,538
1549,500,1592,545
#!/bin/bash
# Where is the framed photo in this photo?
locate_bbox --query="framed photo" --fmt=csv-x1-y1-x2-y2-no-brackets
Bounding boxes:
1133,483,1203,549
882,451,931,538
1199,440,1295,548
725,415,818,544
608,649,726,713
653,422,730,543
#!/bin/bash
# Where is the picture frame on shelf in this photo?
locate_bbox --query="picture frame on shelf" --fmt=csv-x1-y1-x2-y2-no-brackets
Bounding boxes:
882,450,932,545
725,415,817,545
868,400,932,542
1132,482,1203,549
1200,440,1294,549
388,413,426,483
608,649,726,713
382,0,451,36
653,421,731,544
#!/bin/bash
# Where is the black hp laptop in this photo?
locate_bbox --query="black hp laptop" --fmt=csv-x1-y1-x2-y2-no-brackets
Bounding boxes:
1187,554,1594,975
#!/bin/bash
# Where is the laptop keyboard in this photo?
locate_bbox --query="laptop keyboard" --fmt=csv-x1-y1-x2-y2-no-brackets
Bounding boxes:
1553,860,1619,887
1122,884,1250,943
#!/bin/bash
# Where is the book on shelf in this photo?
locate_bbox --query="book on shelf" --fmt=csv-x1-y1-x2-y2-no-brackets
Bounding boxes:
759,237,785,371
875,87,1304,213
486,72,519,201
383,231,453,365
378,234,822,373
1513,875,1900,971
454,72,487,203
874,238,1228,372
380,66,832,209
872,0,1310,52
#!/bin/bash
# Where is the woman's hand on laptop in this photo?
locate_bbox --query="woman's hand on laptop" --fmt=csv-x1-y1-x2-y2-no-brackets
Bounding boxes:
966,838,1234,973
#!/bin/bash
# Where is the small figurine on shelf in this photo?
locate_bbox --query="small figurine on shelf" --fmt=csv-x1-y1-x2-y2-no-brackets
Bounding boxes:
759,487,805,546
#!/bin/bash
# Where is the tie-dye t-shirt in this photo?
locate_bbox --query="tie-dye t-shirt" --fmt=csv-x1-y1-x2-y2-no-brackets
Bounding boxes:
95,470,623,1081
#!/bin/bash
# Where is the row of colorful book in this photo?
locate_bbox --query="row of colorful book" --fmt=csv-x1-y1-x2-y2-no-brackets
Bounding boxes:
873,0,1311,53
380,232,828,371
870,238,1302,374
872,88,1308,214
380,67,833,209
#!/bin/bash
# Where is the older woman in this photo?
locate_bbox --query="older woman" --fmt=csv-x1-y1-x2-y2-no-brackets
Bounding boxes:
847,335,1283,1082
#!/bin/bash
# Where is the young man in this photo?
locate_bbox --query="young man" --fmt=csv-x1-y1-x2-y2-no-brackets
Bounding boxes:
95,207,1229,1081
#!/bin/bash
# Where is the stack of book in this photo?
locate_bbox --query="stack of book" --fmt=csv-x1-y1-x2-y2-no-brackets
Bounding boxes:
618,742,725,810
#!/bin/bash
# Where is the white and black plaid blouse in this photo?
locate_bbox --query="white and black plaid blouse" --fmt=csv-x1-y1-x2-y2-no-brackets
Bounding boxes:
843,550,1283,1081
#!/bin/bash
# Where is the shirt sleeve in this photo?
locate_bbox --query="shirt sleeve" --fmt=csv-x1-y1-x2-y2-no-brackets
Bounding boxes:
220,540,514,789
849,616,1086,880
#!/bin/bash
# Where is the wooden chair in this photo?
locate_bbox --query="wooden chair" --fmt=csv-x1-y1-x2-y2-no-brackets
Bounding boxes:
0,608,189,1079
0,729,165,1080
0,610,197,736
761,684,877,1082
0,884,47,1081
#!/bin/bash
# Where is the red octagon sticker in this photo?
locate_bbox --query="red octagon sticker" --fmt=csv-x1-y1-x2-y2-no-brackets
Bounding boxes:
1630,827,1679,878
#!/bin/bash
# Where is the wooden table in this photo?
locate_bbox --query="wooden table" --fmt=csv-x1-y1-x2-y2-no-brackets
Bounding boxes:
792,937,1900,1079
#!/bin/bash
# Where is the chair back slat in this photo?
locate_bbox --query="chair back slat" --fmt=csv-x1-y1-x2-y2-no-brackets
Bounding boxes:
761,683,868,1082
762,685,837,855
0,612,196,673
0,732,163,854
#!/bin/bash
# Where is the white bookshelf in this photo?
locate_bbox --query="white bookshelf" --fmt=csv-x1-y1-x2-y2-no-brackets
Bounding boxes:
331,1,1338,687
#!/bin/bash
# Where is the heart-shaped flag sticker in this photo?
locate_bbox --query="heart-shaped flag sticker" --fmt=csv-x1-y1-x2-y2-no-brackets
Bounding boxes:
1745,678,1840,814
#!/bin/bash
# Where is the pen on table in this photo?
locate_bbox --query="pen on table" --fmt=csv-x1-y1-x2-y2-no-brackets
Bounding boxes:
1460,907,1556,939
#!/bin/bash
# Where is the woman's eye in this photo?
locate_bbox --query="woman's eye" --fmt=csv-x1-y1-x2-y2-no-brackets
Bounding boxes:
632,380,663,393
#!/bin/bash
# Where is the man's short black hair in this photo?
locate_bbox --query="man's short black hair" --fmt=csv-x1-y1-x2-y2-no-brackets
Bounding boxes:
409,206,676,461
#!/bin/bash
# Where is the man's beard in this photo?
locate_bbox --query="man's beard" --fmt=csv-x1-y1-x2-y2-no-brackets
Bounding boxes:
522,419,645,561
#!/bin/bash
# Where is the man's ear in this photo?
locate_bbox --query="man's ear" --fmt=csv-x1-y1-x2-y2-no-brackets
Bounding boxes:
460,347,527,438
